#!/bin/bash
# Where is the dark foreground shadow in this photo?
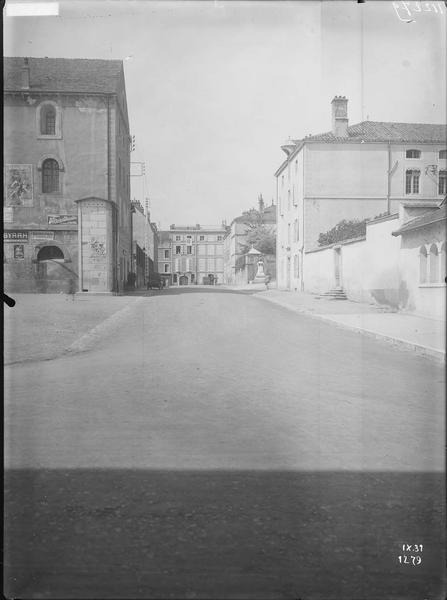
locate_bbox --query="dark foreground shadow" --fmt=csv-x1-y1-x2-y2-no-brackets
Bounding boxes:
4,470,444,600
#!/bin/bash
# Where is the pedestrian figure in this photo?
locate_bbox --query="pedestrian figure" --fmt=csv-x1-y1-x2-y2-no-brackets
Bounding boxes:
68,278,76,301
265,274,271,290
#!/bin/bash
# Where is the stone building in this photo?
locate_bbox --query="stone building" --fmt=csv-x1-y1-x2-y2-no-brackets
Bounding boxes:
131,200,159,289
158,224,226,285
223,196,276,285
275,96,446,292
3,57,132,293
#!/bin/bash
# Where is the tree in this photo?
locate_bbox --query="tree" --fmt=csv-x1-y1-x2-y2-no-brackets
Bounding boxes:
318,218,367,247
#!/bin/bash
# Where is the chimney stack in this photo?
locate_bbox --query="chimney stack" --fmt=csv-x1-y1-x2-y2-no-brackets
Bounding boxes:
281,137,296,156
331,96,348,137
21,57,30,90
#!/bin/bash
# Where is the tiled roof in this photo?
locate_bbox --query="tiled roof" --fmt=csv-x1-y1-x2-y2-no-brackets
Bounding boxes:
296,121,447,144
392,204,447,236
4,57,123,93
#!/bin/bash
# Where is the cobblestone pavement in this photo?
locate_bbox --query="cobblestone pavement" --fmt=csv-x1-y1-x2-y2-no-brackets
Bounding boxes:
4,293,140,365
4,288,445,599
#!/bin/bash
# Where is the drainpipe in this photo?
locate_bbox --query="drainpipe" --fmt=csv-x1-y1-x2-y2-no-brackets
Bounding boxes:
301,148,305,292
387,141,391,215
387,141,399,216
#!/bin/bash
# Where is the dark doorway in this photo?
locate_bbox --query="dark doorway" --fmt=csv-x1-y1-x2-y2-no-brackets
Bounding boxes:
179,275,188,286
37,245,64,261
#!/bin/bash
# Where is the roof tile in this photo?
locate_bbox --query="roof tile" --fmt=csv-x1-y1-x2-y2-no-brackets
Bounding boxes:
298,121,446,144
4,57,123,94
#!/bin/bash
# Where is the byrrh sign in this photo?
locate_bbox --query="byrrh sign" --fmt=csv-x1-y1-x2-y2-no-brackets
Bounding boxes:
4,231,29,242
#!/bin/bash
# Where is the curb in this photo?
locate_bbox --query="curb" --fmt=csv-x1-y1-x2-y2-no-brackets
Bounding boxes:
65,296,145,355
254,293,445,363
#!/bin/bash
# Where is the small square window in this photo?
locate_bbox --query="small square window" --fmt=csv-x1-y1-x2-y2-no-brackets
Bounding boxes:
199,235,205,241
406,149,421,159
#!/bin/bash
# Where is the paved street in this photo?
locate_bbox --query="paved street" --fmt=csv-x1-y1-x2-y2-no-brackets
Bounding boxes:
4,288,445,599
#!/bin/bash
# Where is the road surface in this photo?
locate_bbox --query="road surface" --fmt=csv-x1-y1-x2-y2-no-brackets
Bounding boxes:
4,288,445,599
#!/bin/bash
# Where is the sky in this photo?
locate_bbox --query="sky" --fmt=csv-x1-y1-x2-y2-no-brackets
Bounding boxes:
4,0,446,229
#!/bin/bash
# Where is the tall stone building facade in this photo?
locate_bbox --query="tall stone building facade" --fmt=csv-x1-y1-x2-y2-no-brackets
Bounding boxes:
158,224,226,285
3,57,132,293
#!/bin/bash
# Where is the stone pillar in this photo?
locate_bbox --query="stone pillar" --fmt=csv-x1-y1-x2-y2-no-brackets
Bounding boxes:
76,197,114,293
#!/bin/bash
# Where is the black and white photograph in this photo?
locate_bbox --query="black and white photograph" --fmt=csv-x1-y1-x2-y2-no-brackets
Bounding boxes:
3,1,446,598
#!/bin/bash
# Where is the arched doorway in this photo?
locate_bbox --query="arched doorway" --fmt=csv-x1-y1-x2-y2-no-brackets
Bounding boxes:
37,245,64,261
35,244,75,293
179,275,188,286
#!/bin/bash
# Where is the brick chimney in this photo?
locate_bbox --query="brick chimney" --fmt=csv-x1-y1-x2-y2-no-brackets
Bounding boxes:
21,57,30,89
331,96,348,137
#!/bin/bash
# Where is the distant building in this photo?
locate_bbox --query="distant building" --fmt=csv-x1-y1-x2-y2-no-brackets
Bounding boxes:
131,200,159,288
3,57,132,293
275,95,447,292
158,224,226,285
223,195,276,285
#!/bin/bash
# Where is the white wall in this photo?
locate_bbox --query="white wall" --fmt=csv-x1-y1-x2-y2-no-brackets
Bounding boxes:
304,215,402,307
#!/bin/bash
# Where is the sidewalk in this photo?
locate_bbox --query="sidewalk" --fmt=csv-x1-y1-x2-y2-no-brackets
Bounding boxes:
222,284,444,361
249,288,445,362
4,293,142,365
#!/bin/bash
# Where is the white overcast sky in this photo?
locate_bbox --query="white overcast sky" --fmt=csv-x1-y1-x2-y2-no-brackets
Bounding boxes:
4,0,446,228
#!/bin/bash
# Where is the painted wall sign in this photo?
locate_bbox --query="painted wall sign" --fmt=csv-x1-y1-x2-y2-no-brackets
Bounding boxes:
4,165,33,207
4,207,14,223
48,214,78,226
32,231,55,241
4,231,29,242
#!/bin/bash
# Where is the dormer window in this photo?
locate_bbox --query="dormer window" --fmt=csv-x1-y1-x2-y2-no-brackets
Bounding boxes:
406,149,421,159
439,150,447,159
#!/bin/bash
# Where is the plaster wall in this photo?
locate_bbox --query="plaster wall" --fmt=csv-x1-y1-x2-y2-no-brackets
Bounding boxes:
398,221,446,318
78,199,114,293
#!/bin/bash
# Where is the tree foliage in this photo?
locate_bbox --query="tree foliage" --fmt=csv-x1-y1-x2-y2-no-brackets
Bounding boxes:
318,218,367,247
239,208,276,255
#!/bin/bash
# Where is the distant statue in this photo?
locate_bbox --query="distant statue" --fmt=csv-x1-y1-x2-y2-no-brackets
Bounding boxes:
256,258,265,277
251,256,268,285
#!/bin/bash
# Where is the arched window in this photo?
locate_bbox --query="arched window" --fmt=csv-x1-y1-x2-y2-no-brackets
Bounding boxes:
406,149,421,159
419,246,427,284
439,170,447,195
42,159,59,193
439,150,447,159
37,102,61,138
406,169,420,194
37,245,64,261
429,244,439,283
41,104,56,135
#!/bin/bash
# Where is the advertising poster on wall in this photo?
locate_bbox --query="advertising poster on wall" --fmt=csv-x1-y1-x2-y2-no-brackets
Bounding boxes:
4,165,33,207
13,244,25,259
48,214,78,226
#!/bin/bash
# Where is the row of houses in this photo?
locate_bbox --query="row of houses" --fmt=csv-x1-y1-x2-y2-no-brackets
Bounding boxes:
156,224,226,286
274,96,446,319
3,57,159,294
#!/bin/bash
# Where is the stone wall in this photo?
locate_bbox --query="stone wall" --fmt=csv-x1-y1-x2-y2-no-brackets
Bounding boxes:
78,199,114,293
